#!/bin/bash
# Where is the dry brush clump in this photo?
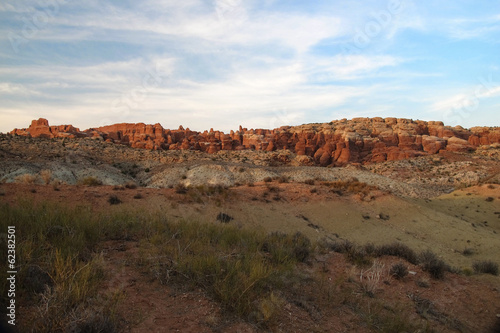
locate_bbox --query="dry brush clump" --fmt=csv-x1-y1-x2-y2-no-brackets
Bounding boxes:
358,260,385,298
15,173,38,184
419,250,448,280
390,262,409,279
323,179,378,197
473,260,499,276
77,176,103,186
40,169,52,185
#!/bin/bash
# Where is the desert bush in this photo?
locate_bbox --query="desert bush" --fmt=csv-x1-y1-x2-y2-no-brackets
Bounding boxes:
419,250,446,279
324,179,377,196
472,260,499,276
40,169,52,185
133,193,143,199
175,183,188,194
462,248,474,256
347,247,372,267
216,212,233,223
304,179,315,185
277,176,289,183
15,173,38,184
375,243,419,265
263,177,273,183
108,195,122,205
261,231,312,264
329,240,355,254
125,181,138,189
363,243,377,255
77,176,102,186
390,262,409,279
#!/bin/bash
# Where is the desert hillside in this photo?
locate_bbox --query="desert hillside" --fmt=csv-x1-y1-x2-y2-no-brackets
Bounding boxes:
1,118,500,332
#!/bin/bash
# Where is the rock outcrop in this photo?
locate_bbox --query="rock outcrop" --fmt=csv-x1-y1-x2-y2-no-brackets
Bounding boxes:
10,118,500,166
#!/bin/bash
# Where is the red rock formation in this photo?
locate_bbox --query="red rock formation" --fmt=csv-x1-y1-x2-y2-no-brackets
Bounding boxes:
10,118,500,166
10,118,83,138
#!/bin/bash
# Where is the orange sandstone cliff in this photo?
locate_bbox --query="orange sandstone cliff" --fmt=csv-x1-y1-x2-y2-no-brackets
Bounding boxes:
10,118,500,166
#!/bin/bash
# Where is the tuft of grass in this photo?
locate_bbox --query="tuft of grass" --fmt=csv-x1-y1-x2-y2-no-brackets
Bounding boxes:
419,250,447,280
390,262,409,280
77,176,102,186
133,193,143,199
472,260,499,276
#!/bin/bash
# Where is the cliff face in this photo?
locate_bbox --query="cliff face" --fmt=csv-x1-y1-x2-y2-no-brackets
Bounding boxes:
10,117,500,165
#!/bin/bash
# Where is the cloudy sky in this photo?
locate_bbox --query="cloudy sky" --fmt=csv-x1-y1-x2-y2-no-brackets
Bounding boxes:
0,0,499,133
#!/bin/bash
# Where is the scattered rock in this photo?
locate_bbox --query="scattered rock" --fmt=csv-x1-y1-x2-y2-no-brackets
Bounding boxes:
377,213,390,221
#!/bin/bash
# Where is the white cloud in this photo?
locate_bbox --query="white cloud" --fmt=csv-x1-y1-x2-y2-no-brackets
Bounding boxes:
0,83,38,96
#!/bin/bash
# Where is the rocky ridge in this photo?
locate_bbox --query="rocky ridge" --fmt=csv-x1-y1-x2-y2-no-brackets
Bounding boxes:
10,118,500,165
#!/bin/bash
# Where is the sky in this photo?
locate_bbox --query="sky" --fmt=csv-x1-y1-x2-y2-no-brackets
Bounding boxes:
0,0,499,133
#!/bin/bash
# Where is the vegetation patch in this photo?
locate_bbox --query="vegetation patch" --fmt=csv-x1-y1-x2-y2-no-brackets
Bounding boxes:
77,176,103,186
473,260,499,276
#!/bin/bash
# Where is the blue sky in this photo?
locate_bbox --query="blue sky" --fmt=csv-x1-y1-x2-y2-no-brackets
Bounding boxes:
0,0,499,133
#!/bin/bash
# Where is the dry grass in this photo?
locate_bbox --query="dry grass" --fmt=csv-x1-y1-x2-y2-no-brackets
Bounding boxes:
40,169,52,185
323,179,378,197
15,173,38,184
473,260,499,276
77,176,103,186
358,260,385,297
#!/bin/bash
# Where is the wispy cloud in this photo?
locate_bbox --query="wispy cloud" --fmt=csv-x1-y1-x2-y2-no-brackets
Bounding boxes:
0,0,499,132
